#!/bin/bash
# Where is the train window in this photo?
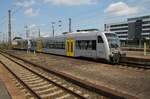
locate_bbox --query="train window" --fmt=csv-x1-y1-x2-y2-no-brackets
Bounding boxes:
105,33,117,37
62,42,65,49
45,41,65,49
87,41,92,50
92,40,96,50
76,40,96,50
76,41,80,49
55,42,58,48
85,41,89,50
98,36,104,43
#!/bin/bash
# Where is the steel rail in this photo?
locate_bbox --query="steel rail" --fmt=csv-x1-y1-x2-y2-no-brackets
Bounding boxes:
0,52,87,99
0,50,138,99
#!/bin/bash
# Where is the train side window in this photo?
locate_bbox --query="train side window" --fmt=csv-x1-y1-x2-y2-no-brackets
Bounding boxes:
88,41,92,50
76,40,95,50
62,42,64,49
76,40,81,49
98,36,104,43
92,40,96,50
46,42,49,48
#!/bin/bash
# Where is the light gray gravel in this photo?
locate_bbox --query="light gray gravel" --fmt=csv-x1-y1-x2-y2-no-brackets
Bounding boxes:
8,50,150,99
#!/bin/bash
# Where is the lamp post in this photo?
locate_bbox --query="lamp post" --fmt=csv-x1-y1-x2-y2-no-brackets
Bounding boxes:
24,25,29,39
38,28,40,37
50,19,63,37
58,20,62,34
51,22,55,37
69,18,72,32
36,24,44,38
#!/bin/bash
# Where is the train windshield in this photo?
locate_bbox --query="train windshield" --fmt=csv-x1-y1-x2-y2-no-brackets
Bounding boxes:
105,33,120,48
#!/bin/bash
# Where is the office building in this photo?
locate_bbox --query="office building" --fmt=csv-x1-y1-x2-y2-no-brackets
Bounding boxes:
105,15,150,47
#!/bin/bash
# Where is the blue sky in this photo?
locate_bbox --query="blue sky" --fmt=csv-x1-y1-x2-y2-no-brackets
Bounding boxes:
0,0,150,40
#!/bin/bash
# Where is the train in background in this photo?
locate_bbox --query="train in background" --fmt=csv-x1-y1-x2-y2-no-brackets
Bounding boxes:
12,29,124,63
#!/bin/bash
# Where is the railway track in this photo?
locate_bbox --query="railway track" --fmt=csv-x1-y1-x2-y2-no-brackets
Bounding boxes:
0,50,138,99
119,62,150,70
40,51,150,70
9,49,150,70
0,52,101,99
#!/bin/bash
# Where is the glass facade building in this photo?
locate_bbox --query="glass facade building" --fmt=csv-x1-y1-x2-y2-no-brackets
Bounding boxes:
105,15,150,47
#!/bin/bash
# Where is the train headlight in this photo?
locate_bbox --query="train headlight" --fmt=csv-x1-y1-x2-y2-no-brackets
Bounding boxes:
112,50,119,54
111,48,120,54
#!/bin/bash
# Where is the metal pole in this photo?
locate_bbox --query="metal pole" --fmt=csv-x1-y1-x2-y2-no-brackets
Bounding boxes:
8,10,11,45
69,18,72,32
24,25,29,38
52,22,55,37
38,28,40,37
58,20,62,34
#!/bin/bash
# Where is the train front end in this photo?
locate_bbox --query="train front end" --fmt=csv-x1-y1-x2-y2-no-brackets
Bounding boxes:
104,32,122,64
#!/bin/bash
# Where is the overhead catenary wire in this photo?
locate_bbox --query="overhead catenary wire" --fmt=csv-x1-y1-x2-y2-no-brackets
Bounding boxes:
1,0,149,38
0,0,24,26
0,0,24,42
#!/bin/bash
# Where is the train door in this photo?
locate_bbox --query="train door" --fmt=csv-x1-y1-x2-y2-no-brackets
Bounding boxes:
66,39,75,57
36,39,43,52
97,35,106,58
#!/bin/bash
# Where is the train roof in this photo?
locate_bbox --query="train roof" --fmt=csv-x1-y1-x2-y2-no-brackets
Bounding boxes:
62,31,115,37
14,31,116,42
40,31,115,40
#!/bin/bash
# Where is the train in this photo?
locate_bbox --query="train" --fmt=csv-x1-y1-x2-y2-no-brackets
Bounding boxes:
12,29,124,64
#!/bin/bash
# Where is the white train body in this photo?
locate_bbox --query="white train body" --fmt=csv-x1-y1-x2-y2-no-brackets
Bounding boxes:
13,31,122,63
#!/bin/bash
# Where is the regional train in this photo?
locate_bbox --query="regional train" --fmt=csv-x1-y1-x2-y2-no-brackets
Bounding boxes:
12,29,123,63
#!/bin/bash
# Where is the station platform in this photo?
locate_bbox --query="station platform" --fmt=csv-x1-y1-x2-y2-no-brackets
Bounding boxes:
124,50,150,59
121,50,150,65
121,47,150,52
0,79,11,99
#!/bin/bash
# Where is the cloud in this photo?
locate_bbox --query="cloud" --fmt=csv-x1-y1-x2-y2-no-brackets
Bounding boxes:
24,8,39,17
15,0,35,8
104,2,139,16
15,0,40,17
44,0,98,6
29,24,45,28
40,24,45,26
29,24,37,28
40,32,50,37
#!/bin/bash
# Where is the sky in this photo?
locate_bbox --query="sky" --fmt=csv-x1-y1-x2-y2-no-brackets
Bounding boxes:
0,0,150,41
